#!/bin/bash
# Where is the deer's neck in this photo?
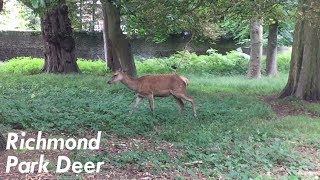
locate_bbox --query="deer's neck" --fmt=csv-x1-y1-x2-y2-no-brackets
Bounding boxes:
121,75,139,91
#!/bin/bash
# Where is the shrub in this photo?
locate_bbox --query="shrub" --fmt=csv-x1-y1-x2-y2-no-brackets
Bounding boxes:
0,50,291,76
0,57,110,75
0,57,43,75
277,51,291,72
77,58,110,75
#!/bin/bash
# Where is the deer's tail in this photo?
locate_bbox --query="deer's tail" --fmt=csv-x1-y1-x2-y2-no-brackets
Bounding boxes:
179,76,189,86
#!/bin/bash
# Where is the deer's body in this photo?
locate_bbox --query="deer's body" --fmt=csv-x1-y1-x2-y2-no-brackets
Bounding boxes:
108,70,196,116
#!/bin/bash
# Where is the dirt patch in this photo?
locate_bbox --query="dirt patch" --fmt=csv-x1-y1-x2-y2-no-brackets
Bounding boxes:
296,146,320,177
264,96,319,118
0,131,206,179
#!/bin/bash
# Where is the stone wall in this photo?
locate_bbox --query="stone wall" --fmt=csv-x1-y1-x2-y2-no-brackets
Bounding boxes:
0,31,240,61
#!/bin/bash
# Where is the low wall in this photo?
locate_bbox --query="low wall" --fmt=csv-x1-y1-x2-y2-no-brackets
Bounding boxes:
0,31,240,61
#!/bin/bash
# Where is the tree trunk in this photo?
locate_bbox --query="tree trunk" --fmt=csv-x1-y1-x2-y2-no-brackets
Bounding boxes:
104,0,137,77
248,18,263,79
79,0,83,31
279,0,320,101
0,0,3,12
101,1,121,71
266,22,278,76
89,0,97,32
41,2,80,73
0,133,6,152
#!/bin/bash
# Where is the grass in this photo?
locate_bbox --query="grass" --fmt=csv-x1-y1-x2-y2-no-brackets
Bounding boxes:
0,72,320,178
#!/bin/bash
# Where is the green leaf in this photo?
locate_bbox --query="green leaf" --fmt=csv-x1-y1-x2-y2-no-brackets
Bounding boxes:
31,0,39,9
39,0,46,7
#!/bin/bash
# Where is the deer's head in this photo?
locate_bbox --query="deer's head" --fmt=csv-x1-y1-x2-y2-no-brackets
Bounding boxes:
107,69,126,84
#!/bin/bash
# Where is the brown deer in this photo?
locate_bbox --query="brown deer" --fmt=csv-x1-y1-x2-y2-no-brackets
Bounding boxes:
107,69,196,116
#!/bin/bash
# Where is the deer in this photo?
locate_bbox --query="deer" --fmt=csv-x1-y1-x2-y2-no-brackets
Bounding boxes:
107,69,196,117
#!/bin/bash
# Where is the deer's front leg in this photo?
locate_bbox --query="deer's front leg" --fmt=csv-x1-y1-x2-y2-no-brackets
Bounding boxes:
130,95,143,114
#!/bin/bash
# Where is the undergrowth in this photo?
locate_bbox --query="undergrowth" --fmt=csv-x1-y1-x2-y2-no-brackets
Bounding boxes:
0,73,319,178
0,50,292,76
1,50,319,178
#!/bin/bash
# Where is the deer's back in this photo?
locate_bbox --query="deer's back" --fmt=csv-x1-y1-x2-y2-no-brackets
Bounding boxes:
136,74,186,96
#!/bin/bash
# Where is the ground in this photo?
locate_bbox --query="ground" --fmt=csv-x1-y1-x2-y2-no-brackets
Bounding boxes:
0,73,320,179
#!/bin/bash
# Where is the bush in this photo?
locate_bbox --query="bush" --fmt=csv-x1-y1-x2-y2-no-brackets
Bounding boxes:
77,58,110,75
0,57,43,75
137,50,251,75
0,50,291,76
0,57,110,75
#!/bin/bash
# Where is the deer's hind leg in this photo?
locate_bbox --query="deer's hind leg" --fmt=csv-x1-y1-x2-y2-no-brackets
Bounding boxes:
171,92,196,117
130,95,143,114
173,95,185,112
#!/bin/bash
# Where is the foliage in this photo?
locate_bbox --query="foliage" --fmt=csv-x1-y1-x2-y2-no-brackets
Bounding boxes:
118,0,220,43
0,57,111,75
0,57,44,74
0,0,40,30
216,0,297,47
0,49,291,75
77,58,111,75
0,50,292,76
219,19,295,46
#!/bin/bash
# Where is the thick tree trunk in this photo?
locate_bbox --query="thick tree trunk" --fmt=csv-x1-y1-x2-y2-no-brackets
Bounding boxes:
279,0,320,101
266,22,278,76
104,0,137,77
0,133,6,152
248,18,263,79
41,2,80,73
102,1,121,71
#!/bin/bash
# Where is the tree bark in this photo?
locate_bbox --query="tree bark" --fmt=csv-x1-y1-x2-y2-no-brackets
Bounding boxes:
101,1,121,71
0,133,6,152
279,0,320,101
266,22,278,77
104,0,137,77
41,2,80,73
248,18,263,79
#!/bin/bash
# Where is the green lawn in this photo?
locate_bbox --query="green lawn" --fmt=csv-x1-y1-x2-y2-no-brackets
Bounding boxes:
1,73,320,179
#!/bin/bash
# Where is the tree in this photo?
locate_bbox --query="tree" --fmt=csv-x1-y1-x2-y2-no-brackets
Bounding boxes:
218,0,269,78
218,0,296,78
101,0,120,71
248,18,263,79
265,1,297,76
0,133,5,152
89,0,97,32
0,0,3,12
21,0,80,73
279,0,320,101
41,2,79,73
101,0,137,76
0,0,5,152
100,0,218,75
265,21,279,76
124,0,219,43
